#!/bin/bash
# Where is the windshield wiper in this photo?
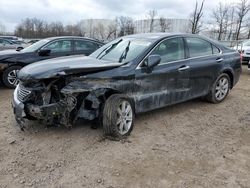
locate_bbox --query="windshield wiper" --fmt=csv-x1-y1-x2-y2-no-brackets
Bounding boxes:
97,39,123,59
118,41,131,63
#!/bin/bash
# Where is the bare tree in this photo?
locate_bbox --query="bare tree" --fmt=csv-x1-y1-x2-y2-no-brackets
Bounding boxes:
33,18,45,38
106,23,117,40
64,24,82,36
246,17,250,39
75,21,86,37
212,3,230,40
95,23,105,40
227,6,236,40
116,16,135,36
189,0,205,34
147,10,157,32
0,21,6,35
159,17,171,32
49,22,64,36
235,0,250,40
85,19,94,38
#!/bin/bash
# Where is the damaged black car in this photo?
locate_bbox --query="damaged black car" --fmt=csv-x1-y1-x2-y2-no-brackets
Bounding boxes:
12,33,241,140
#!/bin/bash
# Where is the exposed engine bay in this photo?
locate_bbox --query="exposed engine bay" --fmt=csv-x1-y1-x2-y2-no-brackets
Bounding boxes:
15,77,114,128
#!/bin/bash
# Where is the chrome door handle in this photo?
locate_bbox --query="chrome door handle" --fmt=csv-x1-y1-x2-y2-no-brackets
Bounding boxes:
178,65,190,71
216,58,223,62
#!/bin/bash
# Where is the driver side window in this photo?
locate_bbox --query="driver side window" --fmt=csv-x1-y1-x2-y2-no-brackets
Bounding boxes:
43,40,72,53
150,37,185,64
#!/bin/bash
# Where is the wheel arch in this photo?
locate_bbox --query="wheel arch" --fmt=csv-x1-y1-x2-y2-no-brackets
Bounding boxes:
101,89,136,113
221,68,234,89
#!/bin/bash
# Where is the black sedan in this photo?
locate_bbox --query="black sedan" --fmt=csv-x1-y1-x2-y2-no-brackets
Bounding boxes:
13,33,241,140
0,36,103,88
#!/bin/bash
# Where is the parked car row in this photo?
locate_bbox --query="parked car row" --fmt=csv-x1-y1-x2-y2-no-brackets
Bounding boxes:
0,36,103,88
233,40,250,64
10,33,241,140
0,38,25,51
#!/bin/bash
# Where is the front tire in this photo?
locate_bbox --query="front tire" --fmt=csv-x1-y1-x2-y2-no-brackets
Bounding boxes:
2,66,22,89
206,73,231,103
103,94,134,140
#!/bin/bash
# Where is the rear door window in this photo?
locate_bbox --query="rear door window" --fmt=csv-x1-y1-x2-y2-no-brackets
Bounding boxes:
186,37,213,58
75,40,99,51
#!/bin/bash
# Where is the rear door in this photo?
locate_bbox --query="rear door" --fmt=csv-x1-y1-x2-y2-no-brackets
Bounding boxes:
134,37,191,112
184,37,223,97
73,39,101,56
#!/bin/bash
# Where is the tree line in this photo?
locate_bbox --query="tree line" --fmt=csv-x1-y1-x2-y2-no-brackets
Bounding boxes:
11,17,135,41
0,0,249,41
190,0,250,40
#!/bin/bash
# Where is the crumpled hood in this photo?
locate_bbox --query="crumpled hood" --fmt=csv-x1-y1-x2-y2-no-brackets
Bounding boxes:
18,55,123,81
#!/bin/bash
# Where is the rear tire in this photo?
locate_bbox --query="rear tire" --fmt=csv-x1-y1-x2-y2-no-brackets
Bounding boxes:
205,73,231,103
103,94,134,140
2,66,22,89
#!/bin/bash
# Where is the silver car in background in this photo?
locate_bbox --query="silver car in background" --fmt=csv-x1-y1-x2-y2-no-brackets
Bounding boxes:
0,38,24,51
233,40,250,63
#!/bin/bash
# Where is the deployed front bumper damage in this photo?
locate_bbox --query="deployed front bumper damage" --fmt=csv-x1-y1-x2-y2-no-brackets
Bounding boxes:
12,82,107,129
12,86,26,130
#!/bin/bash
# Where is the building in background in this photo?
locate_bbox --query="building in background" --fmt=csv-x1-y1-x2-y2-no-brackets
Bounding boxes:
77,18,190,41
134,19,189,33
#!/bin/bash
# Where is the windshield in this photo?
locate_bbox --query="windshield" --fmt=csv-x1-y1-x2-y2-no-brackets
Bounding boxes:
22,39,50,52
90,38,152,63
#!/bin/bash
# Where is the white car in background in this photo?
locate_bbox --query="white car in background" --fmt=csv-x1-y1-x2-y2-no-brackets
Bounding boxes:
233,40,250,63
0,38,24,51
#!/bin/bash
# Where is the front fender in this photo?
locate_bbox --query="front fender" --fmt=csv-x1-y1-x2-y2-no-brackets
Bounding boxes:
61,79,125,95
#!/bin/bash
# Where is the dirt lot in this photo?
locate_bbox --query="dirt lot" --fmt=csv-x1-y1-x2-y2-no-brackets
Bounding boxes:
0,66,250,188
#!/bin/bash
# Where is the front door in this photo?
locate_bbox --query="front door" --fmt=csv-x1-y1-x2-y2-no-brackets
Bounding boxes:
37,39,74,61
134,37,191,113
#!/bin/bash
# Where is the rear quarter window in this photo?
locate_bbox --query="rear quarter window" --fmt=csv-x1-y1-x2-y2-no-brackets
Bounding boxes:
212,45,221,54
186,37,213,58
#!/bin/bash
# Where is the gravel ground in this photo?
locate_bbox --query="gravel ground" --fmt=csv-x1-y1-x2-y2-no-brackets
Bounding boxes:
0,66,250,188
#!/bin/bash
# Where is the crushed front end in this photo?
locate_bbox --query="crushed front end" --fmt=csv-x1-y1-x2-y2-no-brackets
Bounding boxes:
12,79,83,129
12,78,110,130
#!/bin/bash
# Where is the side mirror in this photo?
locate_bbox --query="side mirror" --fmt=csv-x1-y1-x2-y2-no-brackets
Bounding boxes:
38,49,51,56
146,55,161,68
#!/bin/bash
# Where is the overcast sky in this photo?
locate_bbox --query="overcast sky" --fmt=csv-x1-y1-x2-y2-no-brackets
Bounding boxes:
0,0,239,32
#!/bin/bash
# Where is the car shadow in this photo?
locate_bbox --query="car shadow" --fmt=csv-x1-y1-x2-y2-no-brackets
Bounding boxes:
20,98,204,135
18,117,104,139
0,81,4,89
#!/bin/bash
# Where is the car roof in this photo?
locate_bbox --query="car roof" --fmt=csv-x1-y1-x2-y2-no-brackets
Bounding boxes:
45,36,103,43
122,33,213,42
124,32,227,47
124,33,181,39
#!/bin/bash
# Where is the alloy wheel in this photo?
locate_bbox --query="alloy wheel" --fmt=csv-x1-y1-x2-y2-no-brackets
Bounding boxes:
116,101,133,135
215,77,229,101
7,69,19,86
